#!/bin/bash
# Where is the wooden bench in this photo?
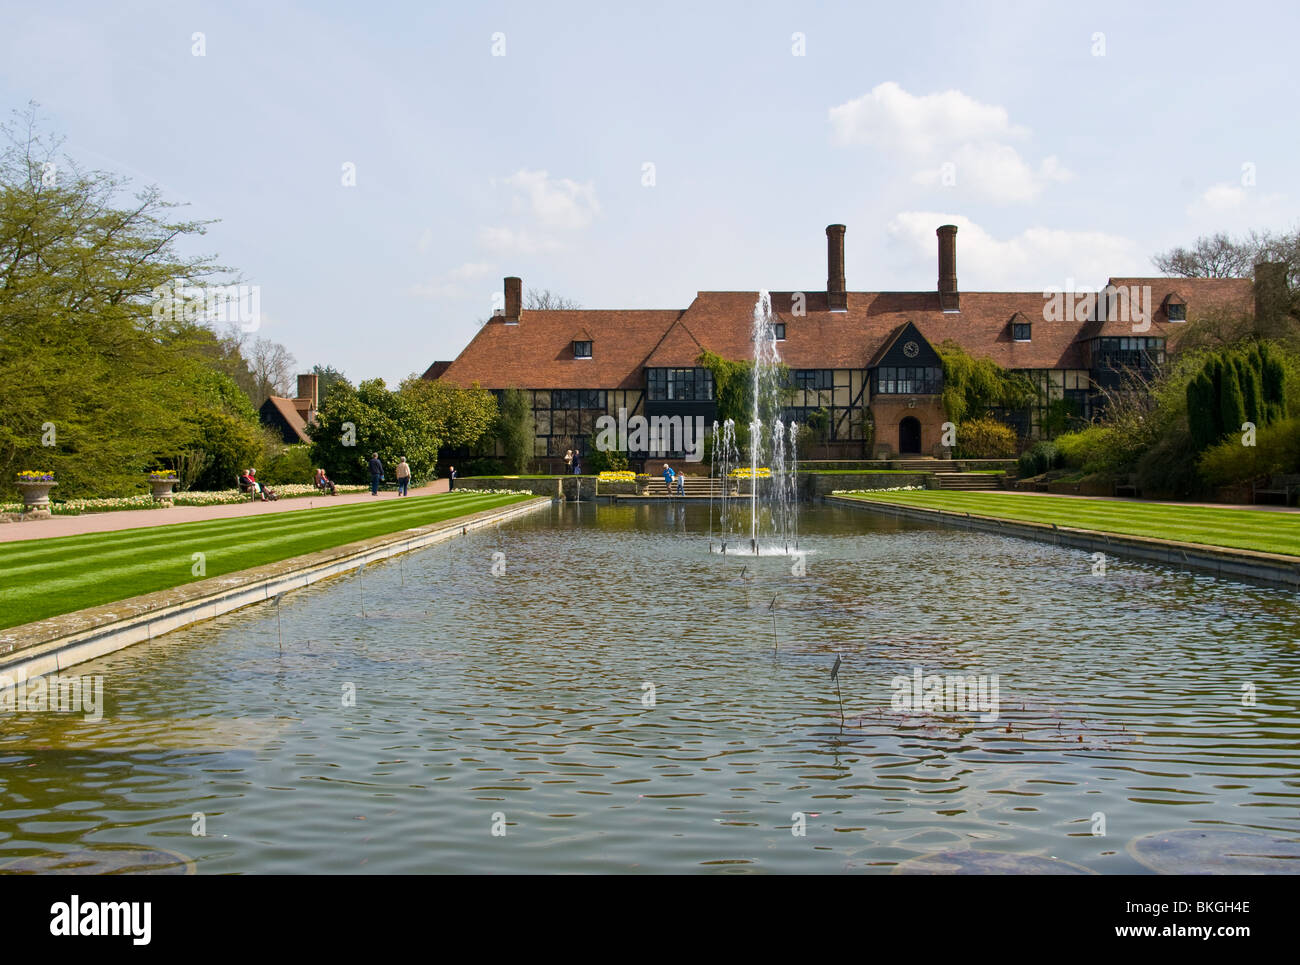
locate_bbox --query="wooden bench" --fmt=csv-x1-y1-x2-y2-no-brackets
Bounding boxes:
1253,480,1299,506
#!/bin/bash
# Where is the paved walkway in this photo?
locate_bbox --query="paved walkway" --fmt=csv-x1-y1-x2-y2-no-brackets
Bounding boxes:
0,480,452,544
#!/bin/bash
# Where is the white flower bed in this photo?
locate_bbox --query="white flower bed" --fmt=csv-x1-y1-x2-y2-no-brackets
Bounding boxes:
1,484,367,515
831,485,927,495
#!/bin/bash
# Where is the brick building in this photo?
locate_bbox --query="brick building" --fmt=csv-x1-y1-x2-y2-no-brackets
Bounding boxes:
432,224,1254,465
259,374,320,445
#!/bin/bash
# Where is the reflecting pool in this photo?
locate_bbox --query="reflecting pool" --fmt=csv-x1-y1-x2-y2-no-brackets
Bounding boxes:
2,502,1297,873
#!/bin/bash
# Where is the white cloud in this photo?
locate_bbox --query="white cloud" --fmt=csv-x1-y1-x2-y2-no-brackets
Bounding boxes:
830,81,1025,154
477,226,563,256
888,212,1144,289
1187,182,1286,229
410,261,497,299
830,82,1069,202
501,169,600,230
912,144,1072,203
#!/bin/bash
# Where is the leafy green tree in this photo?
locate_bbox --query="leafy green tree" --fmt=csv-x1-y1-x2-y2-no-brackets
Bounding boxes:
937,341,1036,426
1219,361,1247,435
312,364,350,407
398,376,498,450
309,378,437,483
1187,371,1218,450
496,388,532,473
0,106,231,498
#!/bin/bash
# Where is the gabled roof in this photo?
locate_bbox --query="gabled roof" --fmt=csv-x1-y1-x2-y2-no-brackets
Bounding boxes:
260,396,312,445
677,290,1087,369
434,276,1256,389
438,309,685,389
1078,276,1253,341
642,317,706,367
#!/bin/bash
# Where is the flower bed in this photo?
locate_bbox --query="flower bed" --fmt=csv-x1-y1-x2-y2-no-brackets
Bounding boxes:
729,467,772,479
831,485,927,494
0,484,368,516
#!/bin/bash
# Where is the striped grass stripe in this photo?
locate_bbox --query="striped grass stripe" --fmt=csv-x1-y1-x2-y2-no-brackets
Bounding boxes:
0,492,533,630
837,490,1300,557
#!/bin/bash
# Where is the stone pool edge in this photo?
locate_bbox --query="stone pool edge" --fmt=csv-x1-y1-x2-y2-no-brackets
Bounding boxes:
825,494,1300,589
0,496,551,684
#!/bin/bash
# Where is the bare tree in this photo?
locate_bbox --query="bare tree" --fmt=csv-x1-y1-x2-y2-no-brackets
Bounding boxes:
1153,226,1300,282
247,337,296,405
478,288,581,325
525,288,581,310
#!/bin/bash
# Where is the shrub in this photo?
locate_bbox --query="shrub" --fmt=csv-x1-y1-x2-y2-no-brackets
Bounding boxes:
1017,450,1039,478
1198,416,1300,487
260,445,315,486
586,448,629,473
1054,426,1115,472
954,417,1017,458
461,457,505,477
1134,425,1207,499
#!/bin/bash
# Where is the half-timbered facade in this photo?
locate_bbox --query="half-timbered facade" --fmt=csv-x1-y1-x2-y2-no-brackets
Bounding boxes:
431,224,1255,465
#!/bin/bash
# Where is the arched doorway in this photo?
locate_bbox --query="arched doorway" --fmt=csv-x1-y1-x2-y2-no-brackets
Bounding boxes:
899,417,922,454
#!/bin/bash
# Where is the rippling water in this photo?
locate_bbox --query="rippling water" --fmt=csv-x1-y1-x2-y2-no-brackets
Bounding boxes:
2,502,1298,873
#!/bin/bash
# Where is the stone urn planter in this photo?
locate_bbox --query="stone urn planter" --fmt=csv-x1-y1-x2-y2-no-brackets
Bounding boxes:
149,475,179,505
16,479,57,518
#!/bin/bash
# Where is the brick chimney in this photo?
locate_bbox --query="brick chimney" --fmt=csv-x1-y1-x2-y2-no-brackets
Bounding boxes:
1254,261,1289,338
297,373,319,409
937,224,959,312
293,372,319,422
504,276,522,323
826,224,847,311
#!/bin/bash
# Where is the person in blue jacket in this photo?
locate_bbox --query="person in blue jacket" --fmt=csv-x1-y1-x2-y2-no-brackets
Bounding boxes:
662,463,674,493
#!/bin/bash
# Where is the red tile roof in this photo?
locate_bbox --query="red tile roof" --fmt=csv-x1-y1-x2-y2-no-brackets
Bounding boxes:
439,310,683,389
435,278,1255,388
260,395,313,444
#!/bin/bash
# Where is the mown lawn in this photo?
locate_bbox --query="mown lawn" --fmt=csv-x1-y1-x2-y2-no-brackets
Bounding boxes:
836,490,1300,557
0,491,536,630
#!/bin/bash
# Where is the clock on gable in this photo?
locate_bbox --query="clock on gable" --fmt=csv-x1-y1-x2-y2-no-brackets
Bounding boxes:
902,340,920,358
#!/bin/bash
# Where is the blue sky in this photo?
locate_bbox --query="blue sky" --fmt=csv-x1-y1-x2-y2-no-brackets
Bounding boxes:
4,0,1297,384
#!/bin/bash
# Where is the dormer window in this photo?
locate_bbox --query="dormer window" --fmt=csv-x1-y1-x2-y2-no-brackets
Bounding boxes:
573,340,592,358
1013,322,1031,341
774,323,786,341
1167,303,1186,321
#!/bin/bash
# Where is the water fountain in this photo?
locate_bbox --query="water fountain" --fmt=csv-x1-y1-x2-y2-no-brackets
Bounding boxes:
709,291,799,555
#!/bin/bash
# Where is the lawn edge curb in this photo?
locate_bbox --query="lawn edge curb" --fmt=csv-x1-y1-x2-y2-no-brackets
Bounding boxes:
825,494,1300,589
0,496,550,684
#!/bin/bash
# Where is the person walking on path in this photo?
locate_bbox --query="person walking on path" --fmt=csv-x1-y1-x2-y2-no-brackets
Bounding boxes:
369,453,384,495
564,449,573,473
677,470,685,496
449,465,457,491
395,457,411,496
572,451,581,475
662,463,674,495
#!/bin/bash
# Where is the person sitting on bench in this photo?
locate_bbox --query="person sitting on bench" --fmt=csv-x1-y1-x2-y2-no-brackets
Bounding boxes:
314,468,337,495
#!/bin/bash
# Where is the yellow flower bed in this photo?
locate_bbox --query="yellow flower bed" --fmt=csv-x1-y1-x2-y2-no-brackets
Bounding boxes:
728,467,772,478
598,471,637,482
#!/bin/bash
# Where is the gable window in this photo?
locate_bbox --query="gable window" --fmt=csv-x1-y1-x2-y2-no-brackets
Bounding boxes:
573,340,592,358
646,367,714,401
1167,304,1186,322
793,369,833,391
774,323,786,341
1013,322,1032,341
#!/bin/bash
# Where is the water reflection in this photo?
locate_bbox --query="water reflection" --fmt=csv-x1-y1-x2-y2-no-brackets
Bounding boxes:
1,502,1297,873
